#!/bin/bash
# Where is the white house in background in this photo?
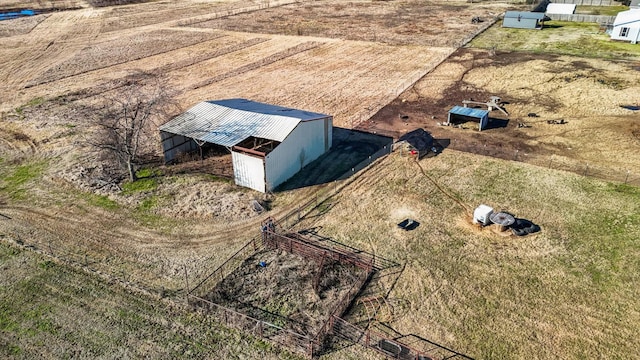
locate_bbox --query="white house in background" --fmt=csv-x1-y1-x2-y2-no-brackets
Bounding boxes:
159,99,332,193
610,9,640,44
631,0,639,10
546,3,576,15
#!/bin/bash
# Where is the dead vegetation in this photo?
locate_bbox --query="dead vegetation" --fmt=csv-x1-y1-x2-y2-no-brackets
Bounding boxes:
1,0,640,359
208,248,366,337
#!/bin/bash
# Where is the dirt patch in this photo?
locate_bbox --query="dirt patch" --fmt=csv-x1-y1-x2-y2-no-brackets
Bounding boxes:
358,48,640,178
0,14,49,37
30,29,223,87
193,0,509,46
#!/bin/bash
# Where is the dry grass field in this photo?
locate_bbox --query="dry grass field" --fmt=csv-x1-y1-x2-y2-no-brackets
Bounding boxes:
361,21,640,186
2,0,640,359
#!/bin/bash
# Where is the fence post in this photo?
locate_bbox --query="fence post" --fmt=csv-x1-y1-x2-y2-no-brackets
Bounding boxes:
366,328,370,347
184,265,190,304
625,170,630,184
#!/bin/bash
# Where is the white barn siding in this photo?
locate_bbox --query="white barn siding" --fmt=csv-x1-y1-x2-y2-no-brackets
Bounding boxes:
264,118,332,191
232,152,266,192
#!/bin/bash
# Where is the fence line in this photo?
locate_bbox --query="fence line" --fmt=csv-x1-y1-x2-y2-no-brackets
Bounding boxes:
546,13,616,23
175,0,299,27
548,0,615,5
189,237,263,298
332,317,471,360
461,142,640,187
189,230,379,358
348,15,500,129
188,294,315,355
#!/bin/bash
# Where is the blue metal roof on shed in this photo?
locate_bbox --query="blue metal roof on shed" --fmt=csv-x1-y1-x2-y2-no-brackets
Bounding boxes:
504,11,545,20
448,106,489,118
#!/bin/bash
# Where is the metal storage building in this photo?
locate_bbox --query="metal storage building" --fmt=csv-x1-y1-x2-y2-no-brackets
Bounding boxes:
447,106,490,131
159,99,332,193
545,3,576,15
503,11,546,29
610,9,640,44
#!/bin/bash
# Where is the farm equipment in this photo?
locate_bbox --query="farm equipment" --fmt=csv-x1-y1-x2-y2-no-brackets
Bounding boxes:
462,96,509,117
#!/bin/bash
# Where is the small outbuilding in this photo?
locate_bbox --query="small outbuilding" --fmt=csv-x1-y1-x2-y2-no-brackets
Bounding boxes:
447,106,490,131
503,11,546,29
610,9,640,44
545,3,576,15
159,99,332,193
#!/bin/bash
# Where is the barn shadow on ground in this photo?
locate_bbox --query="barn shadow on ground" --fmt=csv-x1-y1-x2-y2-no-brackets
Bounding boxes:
275,128,393,191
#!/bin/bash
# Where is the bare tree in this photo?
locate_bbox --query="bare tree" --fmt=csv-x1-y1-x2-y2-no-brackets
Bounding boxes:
89,72,175,183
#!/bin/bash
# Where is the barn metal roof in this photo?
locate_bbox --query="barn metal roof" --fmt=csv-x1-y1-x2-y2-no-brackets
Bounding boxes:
159,99,329,147
449,106,489,119
504,11,545,20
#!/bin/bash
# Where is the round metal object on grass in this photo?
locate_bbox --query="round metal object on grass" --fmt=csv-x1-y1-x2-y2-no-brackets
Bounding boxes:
490,212,515,232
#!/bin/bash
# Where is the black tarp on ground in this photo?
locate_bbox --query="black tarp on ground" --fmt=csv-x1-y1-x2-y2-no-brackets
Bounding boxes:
398,128,434,158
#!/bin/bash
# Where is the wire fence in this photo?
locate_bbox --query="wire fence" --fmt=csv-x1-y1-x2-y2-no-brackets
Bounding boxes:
332,317,471,360
458,142,640,187
548,0,615,5
188,230,378,358
546,14,616,23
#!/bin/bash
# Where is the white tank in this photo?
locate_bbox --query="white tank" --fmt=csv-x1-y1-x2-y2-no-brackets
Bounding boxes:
473,204,494,226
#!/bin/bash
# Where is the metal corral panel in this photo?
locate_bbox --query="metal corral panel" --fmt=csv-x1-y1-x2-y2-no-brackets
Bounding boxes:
158,99,330,148
546,3,576,15
232,151,266,193
503,11,545,29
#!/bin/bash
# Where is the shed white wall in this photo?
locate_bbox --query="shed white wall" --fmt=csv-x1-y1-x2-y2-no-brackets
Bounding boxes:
611,23,640,43
264,117,332,191
232,152,266,192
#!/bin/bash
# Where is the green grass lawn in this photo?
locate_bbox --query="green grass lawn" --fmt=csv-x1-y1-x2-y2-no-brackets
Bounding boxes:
575,5,628,16
314,151,640,359
470,21,640,60
0,242,302,360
